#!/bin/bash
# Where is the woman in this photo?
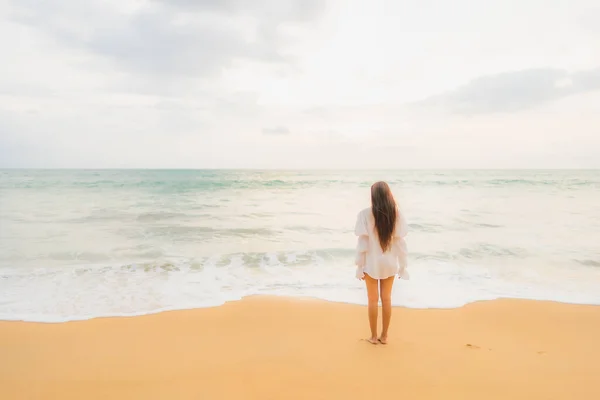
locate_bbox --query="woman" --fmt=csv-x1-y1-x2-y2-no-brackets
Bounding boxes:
355,181,408,344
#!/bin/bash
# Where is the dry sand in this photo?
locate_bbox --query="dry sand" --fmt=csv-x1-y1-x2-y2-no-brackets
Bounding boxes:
1,297,599,399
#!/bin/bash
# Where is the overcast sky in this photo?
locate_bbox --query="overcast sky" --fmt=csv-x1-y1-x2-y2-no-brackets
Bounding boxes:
1,0,599,169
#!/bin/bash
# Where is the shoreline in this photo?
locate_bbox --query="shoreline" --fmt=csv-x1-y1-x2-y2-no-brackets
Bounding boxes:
2,293,600,324
1,296,599,399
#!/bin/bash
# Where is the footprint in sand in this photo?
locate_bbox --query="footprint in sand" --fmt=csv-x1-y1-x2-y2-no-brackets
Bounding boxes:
465,343,492,351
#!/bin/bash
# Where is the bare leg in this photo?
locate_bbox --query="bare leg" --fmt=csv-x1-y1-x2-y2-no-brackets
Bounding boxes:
364,274,379,344
379,276,395,344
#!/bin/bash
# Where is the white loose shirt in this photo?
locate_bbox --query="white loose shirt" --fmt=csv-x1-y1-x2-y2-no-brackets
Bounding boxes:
354,207,409,280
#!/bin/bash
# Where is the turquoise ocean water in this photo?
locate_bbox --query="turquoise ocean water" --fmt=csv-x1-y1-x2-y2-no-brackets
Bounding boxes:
1,169,599,322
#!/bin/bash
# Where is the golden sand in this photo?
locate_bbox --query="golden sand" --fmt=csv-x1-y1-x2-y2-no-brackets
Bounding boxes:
1,297,599,399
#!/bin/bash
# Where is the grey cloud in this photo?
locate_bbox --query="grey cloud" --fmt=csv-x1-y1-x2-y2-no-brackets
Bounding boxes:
99,17,273,78
157,0,325,56
573,68,600,89
156,0,324,22
262,126,290,135
421,67,600,114
9,0,324,80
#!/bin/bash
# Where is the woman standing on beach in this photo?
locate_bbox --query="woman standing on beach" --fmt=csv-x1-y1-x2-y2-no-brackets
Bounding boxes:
355,181,408,344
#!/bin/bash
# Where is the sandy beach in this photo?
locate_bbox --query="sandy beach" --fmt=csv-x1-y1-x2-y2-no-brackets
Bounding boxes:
1,297,599,400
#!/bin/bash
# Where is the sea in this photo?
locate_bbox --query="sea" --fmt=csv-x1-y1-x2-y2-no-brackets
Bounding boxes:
1,169,599,322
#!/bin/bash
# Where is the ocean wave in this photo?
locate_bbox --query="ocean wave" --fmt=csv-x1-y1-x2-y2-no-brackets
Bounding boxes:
1,175,343,191
412,244,529,261
69,209,219,224
408,221,503,233
143,225,279,239
0,248,354,276
63,209,132,223
136,212,188,221
475,223,503,228
2,254,599,323
47,251,114,262
284,225,337,234
3,170,597,191
390,177,600,189
575,259,600,267
459,244,528,259
408,223,444,232
0,241,539,268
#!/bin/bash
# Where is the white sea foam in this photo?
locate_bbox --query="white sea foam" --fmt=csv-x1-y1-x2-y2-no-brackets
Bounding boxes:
1,254,599,323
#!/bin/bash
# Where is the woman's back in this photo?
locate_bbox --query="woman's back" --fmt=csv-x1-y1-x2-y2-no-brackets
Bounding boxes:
354,206,408,280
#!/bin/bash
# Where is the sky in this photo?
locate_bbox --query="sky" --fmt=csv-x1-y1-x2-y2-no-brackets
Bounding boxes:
1,0,599,169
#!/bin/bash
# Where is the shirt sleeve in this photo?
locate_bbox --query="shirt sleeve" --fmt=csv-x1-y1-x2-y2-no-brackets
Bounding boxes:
354,210,369,279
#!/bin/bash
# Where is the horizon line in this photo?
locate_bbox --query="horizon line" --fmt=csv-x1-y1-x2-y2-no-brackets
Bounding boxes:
1,167,598,171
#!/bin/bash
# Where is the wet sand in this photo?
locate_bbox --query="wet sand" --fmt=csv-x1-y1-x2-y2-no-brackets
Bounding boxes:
1,297,599,399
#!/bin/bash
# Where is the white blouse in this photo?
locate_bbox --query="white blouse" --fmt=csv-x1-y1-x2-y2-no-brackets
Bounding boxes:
354,207,409,280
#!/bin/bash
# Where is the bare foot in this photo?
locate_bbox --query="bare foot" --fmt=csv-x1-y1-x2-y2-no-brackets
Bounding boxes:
366,337,378,344
378,337,388,345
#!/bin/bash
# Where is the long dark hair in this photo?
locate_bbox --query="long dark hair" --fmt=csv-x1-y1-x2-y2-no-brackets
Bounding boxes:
371,181,397,252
